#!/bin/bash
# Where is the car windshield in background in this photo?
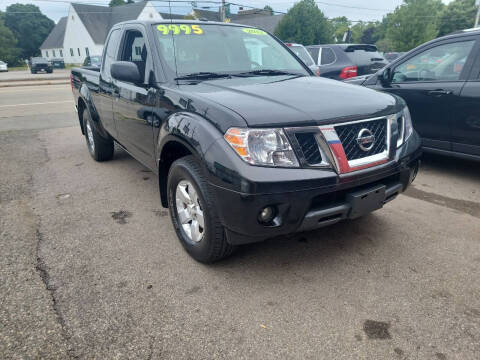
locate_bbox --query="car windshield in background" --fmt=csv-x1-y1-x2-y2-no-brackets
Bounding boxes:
0,61,5,65
289,46,315,66
90,56,102,65
32,57,48,63
154,24,308,78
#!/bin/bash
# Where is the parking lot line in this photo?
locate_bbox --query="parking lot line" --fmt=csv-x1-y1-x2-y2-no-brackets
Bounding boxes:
0,100,73,108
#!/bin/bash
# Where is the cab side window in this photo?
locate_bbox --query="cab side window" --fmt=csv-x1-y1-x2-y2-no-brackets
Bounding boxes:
120,30,148,83
392,40,475,83
102,29,121,79
320,47,335,65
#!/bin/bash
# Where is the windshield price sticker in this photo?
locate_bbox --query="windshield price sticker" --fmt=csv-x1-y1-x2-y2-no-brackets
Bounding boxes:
157,24,203,35
242,28,266,35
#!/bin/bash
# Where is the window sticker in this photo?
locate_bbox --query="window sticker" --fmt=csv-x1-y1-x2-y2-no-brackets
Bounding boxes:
242,28,266,35
157,24,204,35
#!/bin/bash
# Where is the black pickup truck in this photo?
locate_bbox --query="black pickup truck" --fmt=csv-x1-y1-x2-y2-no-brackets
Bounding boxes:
71,20,421,262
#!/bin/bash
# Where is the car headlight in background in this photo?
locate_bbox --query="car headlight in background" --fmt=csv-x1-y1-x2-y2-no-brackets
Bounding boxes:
224,128,299,167
396,106,413,148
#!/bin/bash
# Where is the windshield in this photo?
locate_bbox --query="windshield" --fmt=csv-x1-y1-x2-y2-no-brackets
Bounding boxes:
153,23,308,77
90,56,102,64
289,45,314,66
0,61,5,65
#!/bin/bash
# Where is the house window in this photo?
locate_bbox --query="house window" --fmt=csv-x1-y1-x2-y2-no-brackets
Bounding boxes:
46,51,49,57
77,48,81,56
85,47,90,56
70,48,74,56
53,50,56,57
60,49,63,57
135,46,142,56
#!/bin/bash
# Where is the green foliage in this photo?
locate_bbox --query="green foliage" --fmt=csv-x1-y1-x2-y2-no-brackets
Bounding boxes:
384,0,444,52
438,0,477,36
330,16,351,43
4,4,54,60
0,16,20,65
109,0,126,7
274,0,333,45
263,5,274,16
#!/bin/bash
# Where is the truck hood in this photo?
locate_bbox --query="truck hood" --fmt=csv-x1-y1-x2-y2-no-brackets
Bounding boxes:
179,75,400,128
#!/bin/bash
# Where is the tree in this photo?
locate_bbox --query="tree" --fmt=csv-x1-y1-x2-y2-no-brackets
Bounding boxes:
109,0,134,6
274,0,333,45
0,15,20,65
384,0,444,52
4,4,54,59
330,16,350,43
264,5,274,16
438,0,477,36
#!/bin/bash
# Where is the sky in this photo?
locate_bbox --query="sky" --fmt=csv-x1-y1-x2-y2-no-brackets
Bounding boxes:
0,0,454,23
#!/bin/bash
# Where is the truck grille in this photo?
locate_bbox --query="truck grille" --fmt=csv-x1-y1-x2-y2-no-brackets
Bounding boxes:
295,132,322,165
334,119,387,161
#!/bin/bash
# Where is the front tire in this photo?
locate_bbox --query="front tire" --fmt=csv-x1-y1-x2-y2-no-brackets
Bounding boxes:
167,156,235,263
82,109,114,161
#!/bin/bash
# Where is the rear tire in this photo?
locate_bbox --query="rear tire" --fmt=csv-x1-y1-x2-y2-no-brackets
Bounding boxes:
82,109,114,162
167,156,235,263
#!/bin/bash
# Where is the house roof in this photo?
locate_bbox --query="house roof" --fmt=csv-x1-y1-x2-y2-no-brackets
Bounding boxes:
193,8,221,21
40,16,68,49
232,14,284,34
159,12,185,20
70,1,149,45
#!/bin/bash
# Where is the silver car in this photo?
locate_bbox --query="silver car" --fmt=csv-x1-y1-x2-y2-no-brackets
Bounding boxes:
0,61,8,72
285,43,320,76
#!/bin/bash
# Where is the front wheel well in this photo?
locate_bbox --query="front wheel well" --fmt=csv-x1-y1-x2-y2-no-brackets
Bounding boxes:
77,98,86,135
158,141,193,208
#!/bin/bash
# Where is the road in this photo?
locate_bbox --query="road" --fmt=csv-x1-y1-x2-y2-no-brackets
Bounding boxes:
1,84,479,359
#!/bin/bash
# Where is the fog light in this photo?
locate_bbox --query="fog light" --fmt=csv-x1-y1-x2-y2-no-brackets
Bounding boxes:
258,206,276,224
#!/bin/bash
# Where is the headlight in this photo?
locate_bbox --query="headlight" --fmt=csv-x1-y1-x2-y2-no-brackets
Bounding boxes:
397,106,413,148
224,128,299,167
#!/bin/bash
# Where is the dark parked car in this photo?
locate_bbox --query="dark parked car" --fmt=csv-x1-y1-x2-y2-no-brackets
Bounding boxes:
29,57,53,74
306,44,388,80
82,55,102,68
285,43,320,76
346,28,480,161
51,58,65,69
71,20,421,262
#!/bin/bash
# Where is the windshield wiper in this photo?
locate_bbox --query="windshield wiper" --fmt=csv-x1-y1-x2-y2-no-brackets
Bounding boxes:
175,72,232,81
235,69,302,77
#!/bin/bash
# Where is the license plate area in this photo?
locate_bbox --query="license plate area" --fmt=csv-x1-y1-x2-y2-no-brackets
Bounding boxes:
347,184,386,219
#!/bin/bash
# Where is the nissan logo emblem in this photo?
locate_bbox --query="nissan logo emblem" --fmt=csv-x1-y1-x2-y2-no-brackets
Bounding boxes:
356,128,375,151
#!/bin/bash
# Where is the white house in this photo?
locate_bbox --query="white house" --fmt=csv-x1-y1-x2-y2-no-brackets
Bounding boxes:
40,1,162,64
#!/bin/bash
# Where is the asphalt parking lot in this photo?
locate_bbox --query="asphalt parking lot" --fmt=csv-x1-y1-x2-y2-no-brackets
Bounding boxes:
1,84,479,359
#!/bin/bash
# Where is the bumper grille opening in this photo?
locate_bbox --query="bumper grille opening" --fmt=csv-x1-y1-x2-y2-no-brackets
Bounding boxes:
309,173,400,211
295,132,322,165
335,119,387,161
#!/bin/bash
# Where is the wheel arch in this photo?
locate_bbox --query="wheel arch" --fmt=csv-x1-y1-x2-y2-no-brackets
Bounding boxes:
158,137,202,208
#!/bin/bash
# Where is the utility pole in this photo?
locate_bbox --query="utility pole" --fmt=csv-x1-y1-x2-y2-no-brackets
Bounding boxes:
475,0,480,28
220,0,225,22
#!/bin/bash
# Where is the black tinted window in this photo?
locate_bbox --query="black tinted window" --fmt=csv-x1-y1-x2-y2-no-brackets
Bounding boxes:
120,30,148,82
321,48,335,65
344,49,384,65
307,47,319,64
102,29,121,79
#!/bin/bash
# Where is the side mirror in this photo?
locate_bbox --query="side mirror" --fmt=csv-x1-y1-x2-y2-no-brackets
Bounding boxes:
111,61,141,84
379,68,391,86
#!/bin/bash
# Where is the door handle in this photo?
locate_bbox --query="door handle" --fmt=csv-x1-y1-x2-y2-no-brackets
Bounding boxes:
427,89,452,96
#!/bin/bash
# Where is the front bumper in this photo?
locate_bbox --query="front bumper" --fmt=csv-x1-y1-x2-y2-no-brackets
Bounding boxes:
208,133,421,245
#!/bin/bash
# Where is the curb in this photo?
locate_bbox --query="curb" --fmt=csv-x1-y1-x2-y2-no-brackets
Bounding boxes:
0,80,70,88
0,76,69,83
